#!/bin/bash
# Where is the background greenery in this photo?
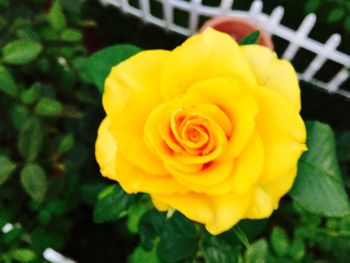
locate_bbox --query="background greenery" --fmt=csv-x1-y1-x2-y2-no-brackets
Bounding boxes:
0,0,350,262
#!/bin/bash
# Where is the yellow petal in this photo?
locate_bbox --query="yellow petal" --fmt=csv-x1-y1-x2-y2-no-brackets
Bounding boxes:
207,192,252,235
151,197,169,211
161,28,256,100
95,117,117,180
103,50,169,116
144,102,203,174
104,50,170,175
153,191,252,235
230,133,264,195
245,166,298,219
114,154,189,195
186,78,259,160
166,161,234,194
262,165,298,209
144,97,230,173
245,186,274,219
241,45,301,111
246,83,306,183
151,193,214,226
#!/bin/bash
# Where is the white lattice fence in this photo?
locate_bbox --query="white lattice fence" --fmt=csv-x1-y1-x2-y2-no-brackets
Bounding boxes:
99,0,350,99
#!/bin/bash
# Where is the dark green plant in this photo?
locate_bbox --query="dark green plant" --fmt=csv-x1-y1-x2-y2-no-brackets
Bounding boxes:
305,0,350,33
0,0,104,261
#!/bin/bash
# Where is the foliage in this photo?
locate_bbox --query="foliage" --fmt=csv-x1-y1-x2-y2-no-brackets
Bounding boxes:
239,31,261,45
0,0,350,262
304,0,350,33
0,0,103,261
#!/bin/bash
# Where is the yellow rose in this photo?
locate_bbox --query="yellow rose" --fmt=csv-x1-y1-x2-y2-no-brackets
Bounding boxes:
95,28,306,235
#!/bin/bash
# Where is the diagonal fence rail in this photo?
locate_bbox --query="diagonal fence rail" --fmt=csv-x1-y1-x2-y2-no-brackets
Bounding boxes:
100,0,350,99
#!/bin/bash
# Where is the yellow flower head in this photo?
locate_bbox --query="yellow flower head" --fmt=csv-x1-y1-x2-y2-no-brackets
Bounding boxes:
95,28,306,235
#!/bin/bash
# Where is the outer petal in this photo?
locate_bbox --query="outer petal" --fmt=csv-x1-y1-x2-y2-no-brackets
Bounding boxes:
161,28,256,100
114,154,189,195
245,186,274,219
208,193,252,235
95,117,117,180
104,50,170,176
165,133,264,195
241,45,301,111
246,83,306,183
245,165,298,219
152,191,252,235
230,133,264,195
166,161,234,194
261,165,298,209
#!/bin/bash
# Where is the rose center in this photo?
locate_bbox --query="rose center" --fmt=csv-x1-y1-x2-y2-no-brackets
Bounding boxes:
171,111,215,156
188,128,199,141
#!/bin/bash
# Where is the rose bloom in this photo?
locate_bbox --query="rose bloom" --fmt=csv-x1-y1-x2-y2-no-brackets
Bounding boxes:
95,29,306,235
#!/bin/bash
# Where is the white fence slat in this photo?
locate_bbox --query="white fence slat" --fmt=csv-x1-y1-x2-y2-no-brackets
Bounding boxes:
220,0,234,15
328,68,349,92
43,248,76,263
267,6,284,32
100,0,115,6
121,0,129,12
303,34,341,81
163,0,174,30
105,0,121,7
189,0,201,34
140,0,151,21
248,0,263,22
99,0,350,99
282,14,316,60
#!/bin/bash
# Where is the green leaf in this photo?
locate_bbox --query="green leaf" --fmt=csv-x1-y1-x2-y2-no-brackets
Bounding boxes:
127,199,152,234
10,249,36,262
18,117,43,162
344,17,350,33
31,228,64,253
270,227,289,256
10,104,29,130
20,164,47,203
80,182,107,205
157,213,197,262
130,246,160,263
239,31,260,45
84,44,141,92
237,219,268,241
289,121,350,217
0,65,17,97
35,97,63,116
3,40,43,65
327,8,345,23
0,0,9,7
232,225,250,248
93,185,135,223
139,210,166,250
20,84,40,105
200,234,240,263
305,0,321,13
48,0,67,31
0,156,16,185
3,227,23,245
245,239,268,263
288,239,305,261
57,133,74,154
60,28,82,42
